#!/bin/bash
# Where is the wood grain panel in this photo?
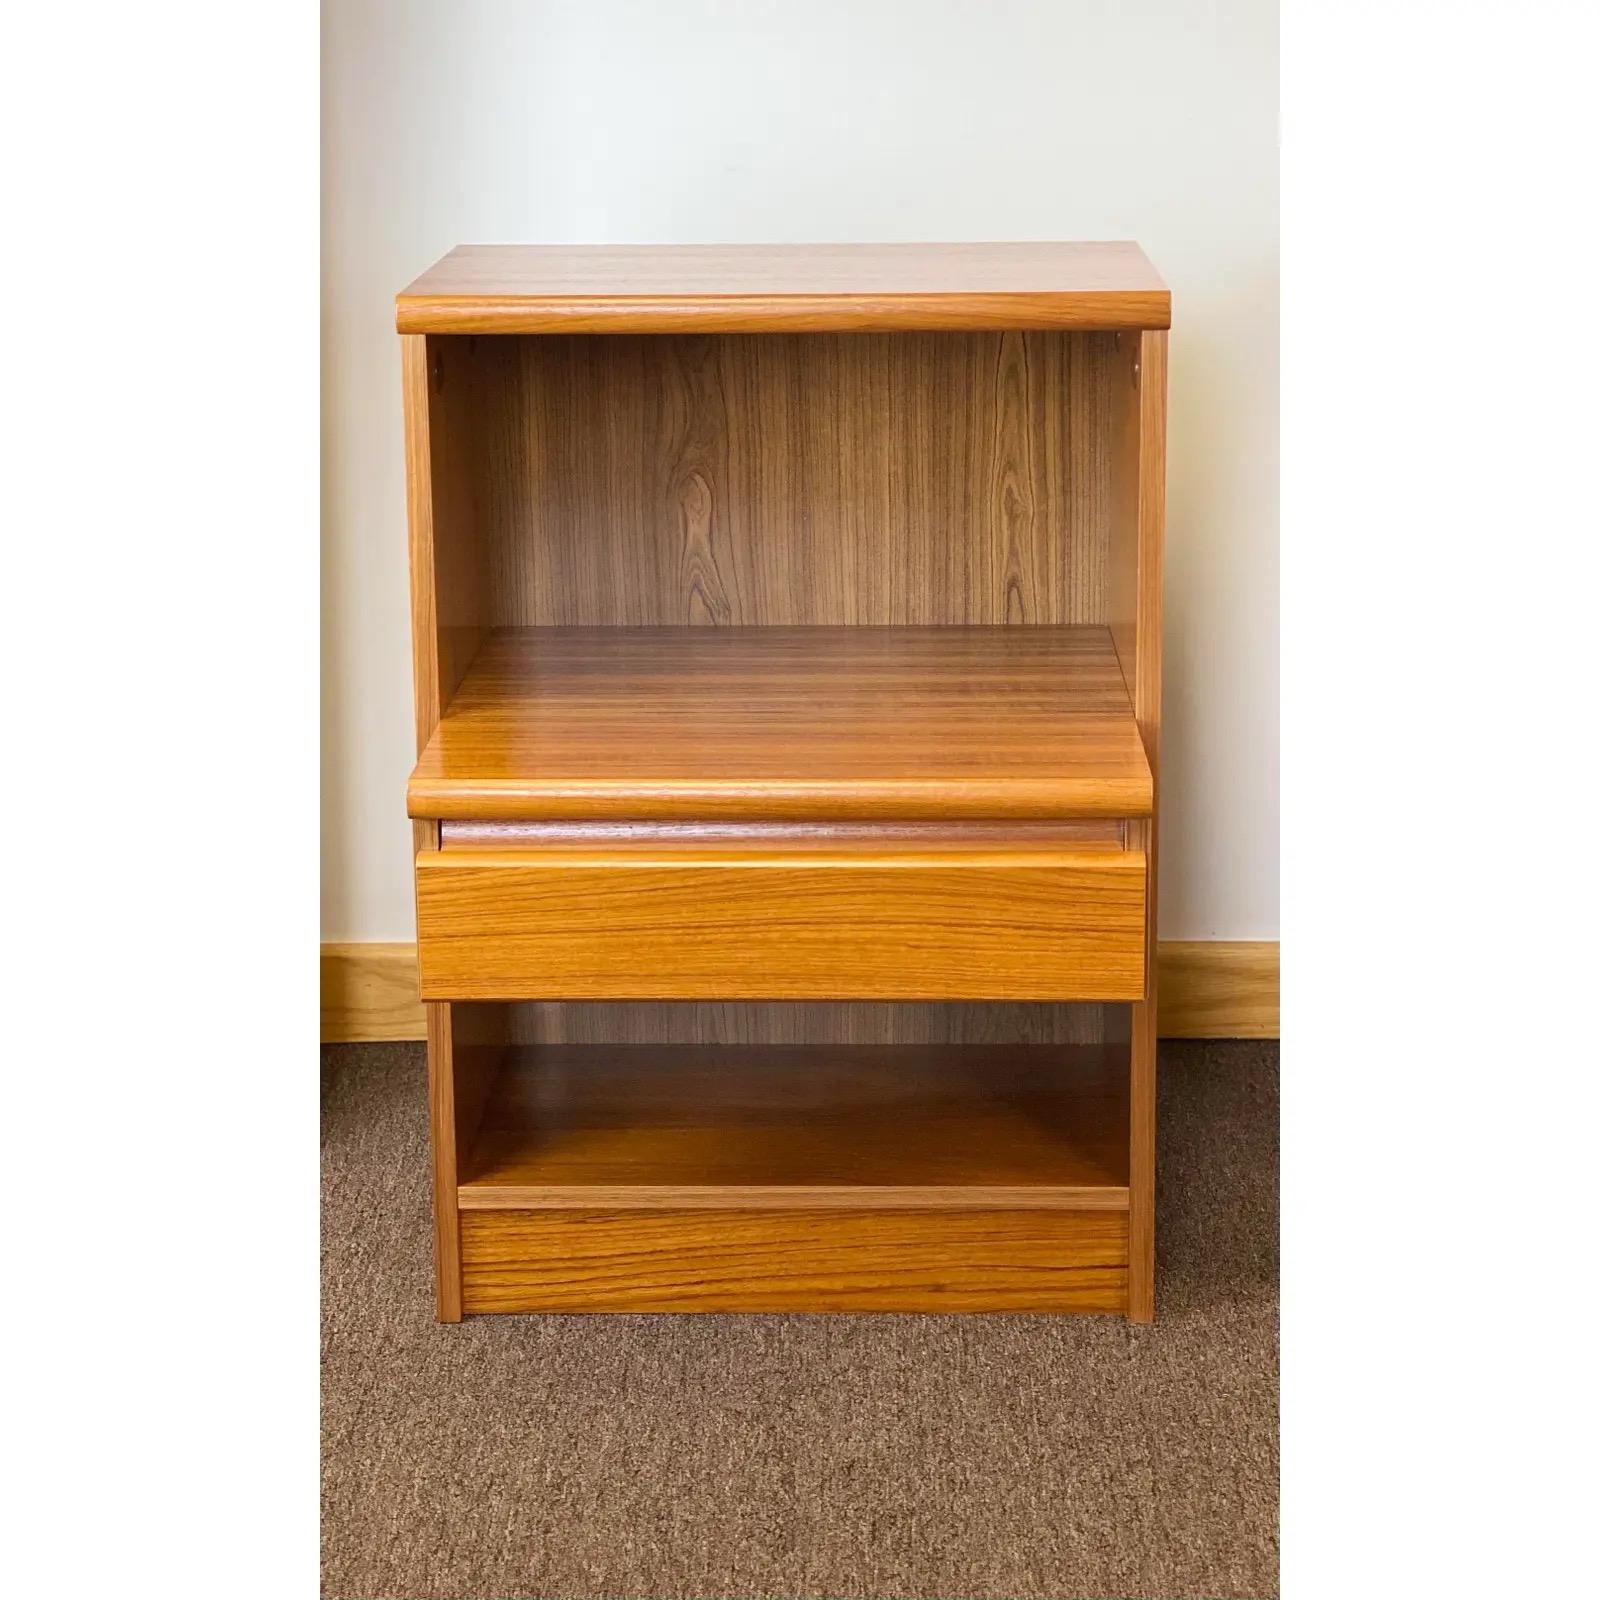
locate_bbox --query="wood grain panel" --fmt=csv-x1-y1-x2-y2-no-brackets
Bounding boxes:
320,944,1278,1042
421,999,508,1322
1157,942,1278,1038
320,942,425,1042
397,242,1170,334
443,332,1117,628
507,1002,1117,1048
457,1044,1129,1209
403,337,491,750
401,336,441,752
1108,329,1168,1323
422,1001,459,1320
414,843,1147,1002
408,626,1152,822
459,1208,1128,1313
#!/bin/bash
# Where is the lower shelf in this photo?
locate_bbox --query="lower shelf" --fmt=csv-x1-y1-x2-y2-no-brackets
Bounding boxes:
455,1043,1131,1313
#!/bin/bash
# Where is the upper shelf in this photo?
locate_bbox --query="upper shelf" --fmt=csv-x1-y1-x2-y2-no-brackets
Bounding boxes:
408,625,1153,823
396,242,1170,335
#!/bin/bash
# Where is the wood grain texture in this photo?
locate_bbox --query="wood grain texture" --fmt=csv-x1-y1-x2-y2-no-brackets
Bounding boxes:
458,1044,1129,1209
459,1208,1128,1314
423,1002,462,1320
437,331,1115,629
415,842,1147,1002
401,336,439,749
412,817,507,1322
506,1001,1116,1049
422,999,510,1322
408,626,1152,822
402,321,1143,1058
404,335,496,861
403,338,478,746
1108,329,1167,1323
320,942,425,1042
1157,942,1278,1038
319,944,1276,1043
397,243,1169,334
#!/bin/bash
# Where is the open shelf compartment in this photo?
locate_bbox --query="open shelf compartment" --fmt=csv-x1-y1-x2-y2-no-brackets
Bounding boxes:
459,1042,1131,1210
453,1037,1133,1315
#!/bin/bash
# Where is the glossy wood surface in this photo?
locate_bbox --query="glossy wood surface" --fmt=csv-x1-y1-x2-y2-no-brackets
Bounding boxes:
408,626,1152,822
429,330,1116,628
1156,942,1279,1038
320,942,427,1042
319,942,1282,1044
1108,328,1167,1322
415,841,1146,1001
403,337,490,753
459,1208,1128,1314
506,1000,1118,1049
398,242,1169,333
423,1002,459,1320
457,1044,1129,1209
423,999,509,1322
402,335,442,751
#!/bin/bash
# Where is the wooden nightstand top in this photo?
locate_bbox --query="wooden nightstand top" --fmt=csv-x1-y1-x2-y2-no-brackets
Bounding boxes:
396,241,1170,334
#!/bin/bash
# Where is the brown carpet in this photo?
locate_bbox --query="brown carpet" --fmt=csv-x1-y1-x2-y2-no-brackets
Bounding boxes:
322,1040,1278,1599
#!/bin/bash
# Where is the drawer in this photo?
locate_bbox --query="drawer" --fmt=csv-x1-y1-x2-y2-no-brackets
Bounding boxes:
414,829,1146,1002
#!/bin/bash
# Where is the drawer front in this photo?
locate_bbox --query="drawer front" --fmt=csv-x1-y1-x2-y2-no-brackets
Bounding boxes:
414,843,1146,1001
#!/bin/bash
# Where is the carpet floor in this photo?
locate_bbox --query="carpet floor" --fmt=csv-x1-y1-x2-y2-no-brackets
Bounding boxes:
322,1039,1278,1599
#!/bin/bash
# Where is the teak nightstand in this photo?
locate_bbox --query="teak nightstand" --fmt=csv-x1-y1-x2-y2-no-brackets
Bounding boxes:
398,243,1168,1320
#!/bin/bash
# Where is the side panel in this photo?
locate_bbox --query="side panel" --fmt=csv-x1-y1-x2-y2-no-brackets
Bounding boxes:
1108,328,1168,1322
403,334,506,1320
402,333,493,750
418,996,508,1322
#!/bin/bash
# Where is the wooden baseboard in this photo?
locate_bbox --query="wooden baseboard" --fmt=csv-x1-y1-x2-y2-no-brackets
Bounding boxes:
321,943,429,1042
1155,941,1278,1038
321,939,1278,1042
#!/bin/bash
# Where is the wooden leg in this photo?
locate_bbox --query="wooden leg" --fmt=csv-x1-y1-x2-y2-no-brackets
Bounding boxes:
425,998,510,1322
1126,997,1157,1322
425,1001,465,1322
1126,813,1158,1323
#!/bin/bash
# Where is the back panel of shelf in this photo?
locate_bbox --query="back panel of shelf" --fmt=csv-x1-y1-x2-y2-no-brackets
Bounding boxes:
504,999,1124,1046
424,329,1122,629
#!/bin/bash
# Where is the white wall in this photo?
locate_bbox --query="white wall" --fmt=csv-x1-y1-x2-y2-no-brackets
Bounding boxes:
322,0,1278,941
